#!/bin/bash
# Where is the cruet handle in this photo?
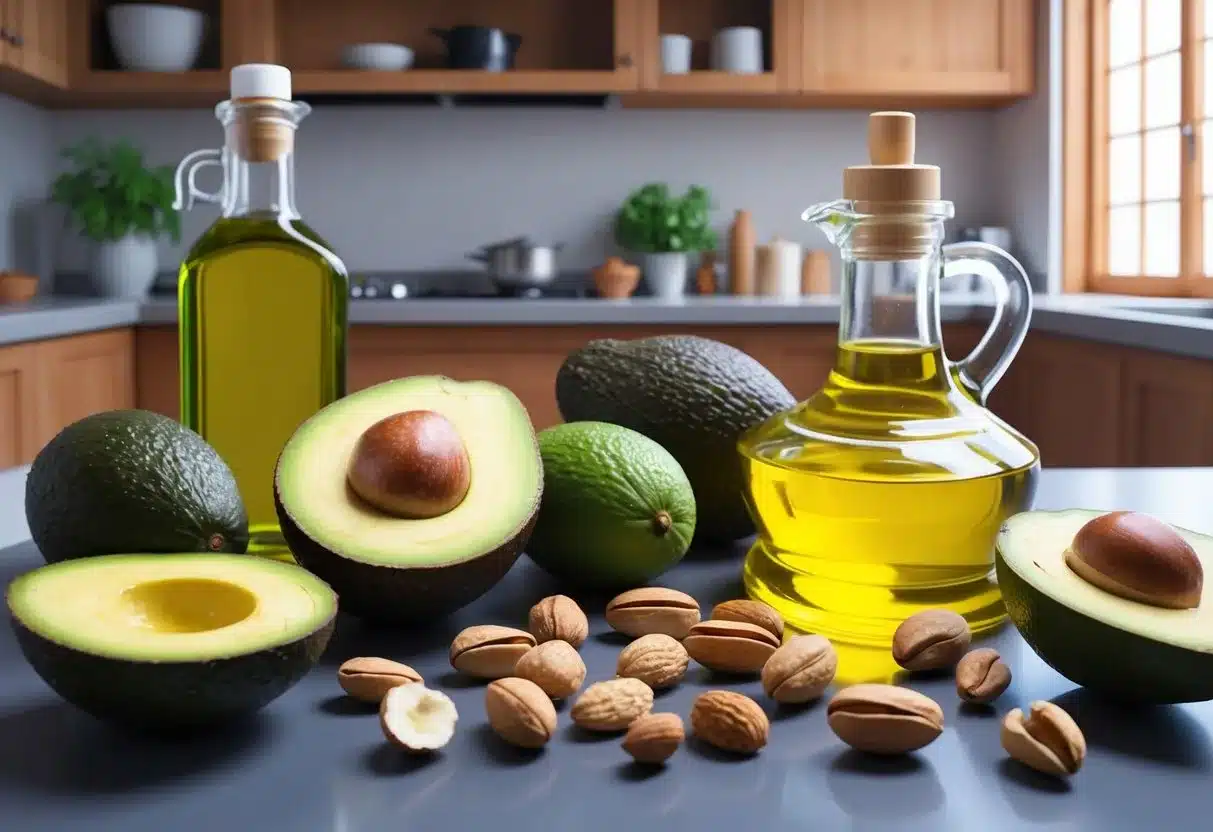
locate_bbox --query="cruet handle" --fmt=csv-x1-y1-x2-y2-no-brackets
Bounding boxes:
941,241,1034,405
172,148,224,212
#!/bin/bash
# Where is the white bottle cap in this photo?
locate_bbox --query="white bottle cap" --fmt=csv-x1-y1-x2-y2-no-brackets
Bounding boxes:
229,64,292,101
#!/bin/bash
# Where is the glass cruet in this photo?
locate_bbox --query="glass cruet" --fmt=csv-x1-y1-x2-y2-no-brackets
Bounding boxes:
736,111,1041,680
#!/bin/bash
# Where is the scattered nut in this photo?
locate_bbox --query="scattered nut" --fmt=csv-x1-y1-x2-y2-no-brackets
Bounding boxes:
761,634,837,704
622,712,684,764
690,690,769,755
337,656,423,704
710,599,784,641
1065,510,1203,609
378,683,458,753
570,677,654,732
891,609,972,671
683,619,780,674
528,594,590,648
485,677,559,749
955,647,1012,705
449,625,536,679
617,634,690,689
604,587,700,639
1001,701,1086,778
826,684,944,755
515,640,587,699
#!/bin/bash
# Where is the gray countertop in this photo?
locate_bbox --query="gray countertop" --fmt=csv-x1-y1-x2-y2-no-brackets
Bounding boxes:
3,465,1213,830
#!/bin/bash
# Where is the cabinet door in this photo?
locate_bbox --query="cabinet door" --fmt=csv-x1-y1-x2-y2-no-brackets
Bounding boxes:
1121,351,1213,467
801,0,1033,100
2,0,69,87
35,329,136,450
0,341,39,468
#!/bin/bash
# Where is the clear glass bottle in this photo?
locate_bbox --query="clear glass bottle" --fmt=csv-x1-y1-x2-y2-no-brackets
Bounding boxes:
173,64,348,561
737,112,1040,680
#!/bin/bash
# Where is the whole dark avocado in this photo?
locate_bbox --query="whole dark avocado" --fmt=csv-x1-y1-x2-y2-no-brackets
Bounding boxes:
555,335,796,542
24,409,249,563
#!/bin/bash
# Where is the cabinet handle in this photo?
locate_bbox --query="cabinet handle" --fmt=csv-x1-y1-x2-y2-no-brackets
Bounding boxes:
617,53,633,68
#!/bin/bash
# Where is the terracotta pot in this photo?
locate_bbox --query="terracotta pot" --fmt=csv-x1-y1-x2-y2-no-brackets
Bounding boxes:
0,271,38,304
592,257,640,299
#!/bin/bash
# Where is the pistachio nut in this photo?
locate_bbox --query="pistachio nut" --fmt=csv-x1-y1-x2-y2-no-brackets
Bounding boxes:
605,587,700,639
1001,701,1086,777
449,625,536,679
826,683,945,754
710,599,784,641
337,656,423,704
683,619,780,674
761,634,837,703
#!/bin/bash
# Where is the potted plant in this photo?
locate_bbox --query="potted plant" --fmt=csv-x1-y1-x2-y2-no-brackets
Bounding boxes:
50,138,181,298
613,183,717,299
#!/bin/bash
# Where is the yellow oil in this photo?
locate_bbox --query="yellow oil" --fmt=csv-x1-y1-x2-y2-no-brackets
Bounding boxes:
738,339,1039,681
179,214,347,561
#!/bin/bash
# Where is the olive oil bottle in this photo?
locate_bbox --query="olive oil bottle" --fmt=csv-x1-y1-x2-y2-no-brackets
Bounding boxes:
736,112,1040,679
174,64,348,561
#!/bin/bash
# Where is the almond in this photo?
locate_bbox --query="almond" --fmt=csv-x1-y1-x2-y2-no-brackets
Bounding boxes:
485,677,558,749
337,656,423,704
604,587,700,639
570,677,654,732
515,640,587,699
622,712,684,764
683,619,780,674
710,599,784,641
449,625,536,679
690,690,769,755
616,633,689,689
528,595,590,648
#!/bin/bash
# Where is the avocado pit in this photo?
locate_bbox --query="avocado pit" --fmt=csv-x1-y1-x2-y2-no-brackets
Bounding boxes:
347,410,472,519
1063,510,1203,610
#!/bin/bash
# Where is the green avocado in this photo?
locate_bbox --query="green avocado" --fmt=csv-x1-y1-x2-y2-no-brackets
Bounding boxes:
24,409,249,563
527,421,696,588
997,508,1213,704
6,553,336,731
274,375,543,623
555,335,796,543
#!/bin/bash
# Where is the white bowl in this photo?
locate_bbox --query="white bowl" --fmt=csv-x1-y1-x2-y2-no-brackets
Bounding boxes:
342,43,415,71
106,3,206,72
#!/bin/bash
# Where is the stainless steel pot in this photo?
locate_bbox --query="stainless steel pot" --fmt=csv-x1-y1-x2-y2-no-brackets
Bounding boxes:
467,237,564,290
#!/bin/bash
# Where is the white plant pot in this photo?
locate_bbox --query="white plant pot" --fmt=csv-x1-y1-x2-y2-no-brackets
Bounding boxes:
91,234,159,298
641,252,689,300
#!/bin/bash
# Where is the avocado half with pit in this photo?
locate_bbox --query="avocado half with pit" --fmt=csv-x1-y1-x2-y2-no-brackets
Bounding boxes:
6,553,336,731
997,508,1213,704
273,375,543,623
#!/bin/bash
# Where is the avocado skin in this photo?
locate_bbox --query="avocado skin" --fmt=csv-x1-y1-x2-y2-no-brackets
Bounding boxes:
274,487,539,624
9,614,335,732
24,410,249,563
996,549,1213,705
556,335,796,543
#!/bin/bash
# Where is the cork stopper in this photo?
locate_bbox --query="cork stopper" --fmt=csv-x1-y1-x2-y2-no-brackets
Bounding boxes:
843,112,940,203
229,65,297,163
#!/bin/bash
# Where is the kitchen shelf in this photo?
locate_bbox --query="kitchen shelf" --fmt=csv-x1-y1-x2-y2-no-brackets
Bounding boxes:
291,69,637,96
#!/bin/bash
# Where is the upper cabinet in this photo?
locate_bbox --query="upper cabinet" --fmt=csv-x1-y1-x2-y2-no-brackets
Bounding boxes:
0,0,1035,108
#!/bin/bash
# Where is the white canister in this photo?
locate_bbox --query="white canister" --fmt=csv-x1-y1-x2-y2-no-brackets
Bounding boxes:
711,26,764,74
661,34,692,74
765,237,802,298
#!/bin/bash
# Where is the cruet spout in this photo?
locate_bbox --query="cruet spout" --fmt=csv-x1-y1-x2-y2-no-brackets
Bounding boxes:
801,199,862,248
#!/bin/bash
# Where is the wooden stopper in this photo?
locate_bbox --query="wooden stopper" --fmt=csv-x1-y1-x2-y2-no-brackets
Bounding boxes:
232,98,294,163
868,112,916,166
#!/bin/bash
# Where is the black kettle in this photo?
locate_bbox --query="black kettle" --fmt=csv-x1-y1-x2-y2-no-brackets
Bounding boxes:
429,26,522,72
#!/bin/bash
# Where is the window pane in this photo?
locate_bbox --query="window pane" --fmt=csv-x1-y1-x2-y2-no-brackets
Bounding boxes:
1146,0,1181,56
1144,53,1181,129
1144,201,1180,276
1144,127,1180,201
1109,205,1142,275
1109,65,1142,135
1109,134,1142,204
1110,0,1142,67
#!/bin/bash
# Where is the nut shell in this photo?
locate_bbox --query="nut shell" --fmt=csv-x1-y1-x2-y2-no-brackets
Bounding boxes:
1001,701,1086,777
690,690,769,754
617,634,690,689
337,656,423,703
684,619,780,674
449,625,536,679
710,599,784,641
604,587,700,639
826,684,944,755
622,712,684,764
570,677,654,732
485,677,558,749
515,640,587,699
891,609,971,671
528,595,589,648
761,634,837,703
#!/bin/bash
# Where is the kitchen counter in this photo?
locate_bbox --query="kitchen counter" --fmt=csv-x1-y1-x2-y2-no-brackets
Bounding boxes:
3,465,1213,831
5,292,1213,361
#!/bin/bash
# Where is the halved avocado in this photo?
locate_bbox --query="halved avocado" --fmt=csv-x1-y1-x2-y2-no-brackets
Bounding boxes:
273,375,543,623
6,553,336,731
997,508,1213,704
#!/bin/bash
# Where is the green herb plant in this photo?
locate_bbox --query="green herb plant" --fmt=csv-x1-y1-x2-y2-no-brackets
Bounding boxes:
613,183,718,254
49,139,181,244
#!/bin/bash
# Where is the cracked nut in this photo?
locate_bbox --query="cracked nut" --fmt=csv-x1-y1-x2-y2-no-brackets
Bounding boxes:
622,712,684,764
690,690,769,755
1001,701,1086,777
710,599,784,641
379,683,458,753
891,609,972,671
605,587,700,639
761,634,837,704
827,684,944,755
515,640,587,699
449,625,536,679
337,656,423,704
684,619,780,674
617,633,689,689
528,594,590,647
955,647,1012,704
485,677,558,749
570,677,654,732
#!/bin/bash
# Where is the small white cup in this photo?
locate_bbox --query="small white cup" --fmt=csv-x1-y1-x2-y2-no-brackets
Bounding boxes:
661,34,692,74
711,26,764,74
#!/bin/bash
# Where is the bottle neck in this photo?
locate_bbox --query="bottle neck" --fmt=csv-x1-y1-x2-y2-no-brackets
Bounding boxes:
219,142,299,220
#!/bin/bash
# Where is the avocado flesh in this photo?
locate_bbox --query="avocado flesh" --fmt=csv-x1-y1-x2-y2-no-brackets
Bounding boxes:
274,375,542,622
7,553,336,730
997,508,1213,704
24,409,249,563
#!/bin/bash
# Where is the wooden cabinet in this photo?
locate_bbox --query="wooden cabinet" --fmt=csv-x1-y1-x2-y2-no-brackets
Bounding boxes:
1120,351,1213,467
0,328,135,467
0,0,69,90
